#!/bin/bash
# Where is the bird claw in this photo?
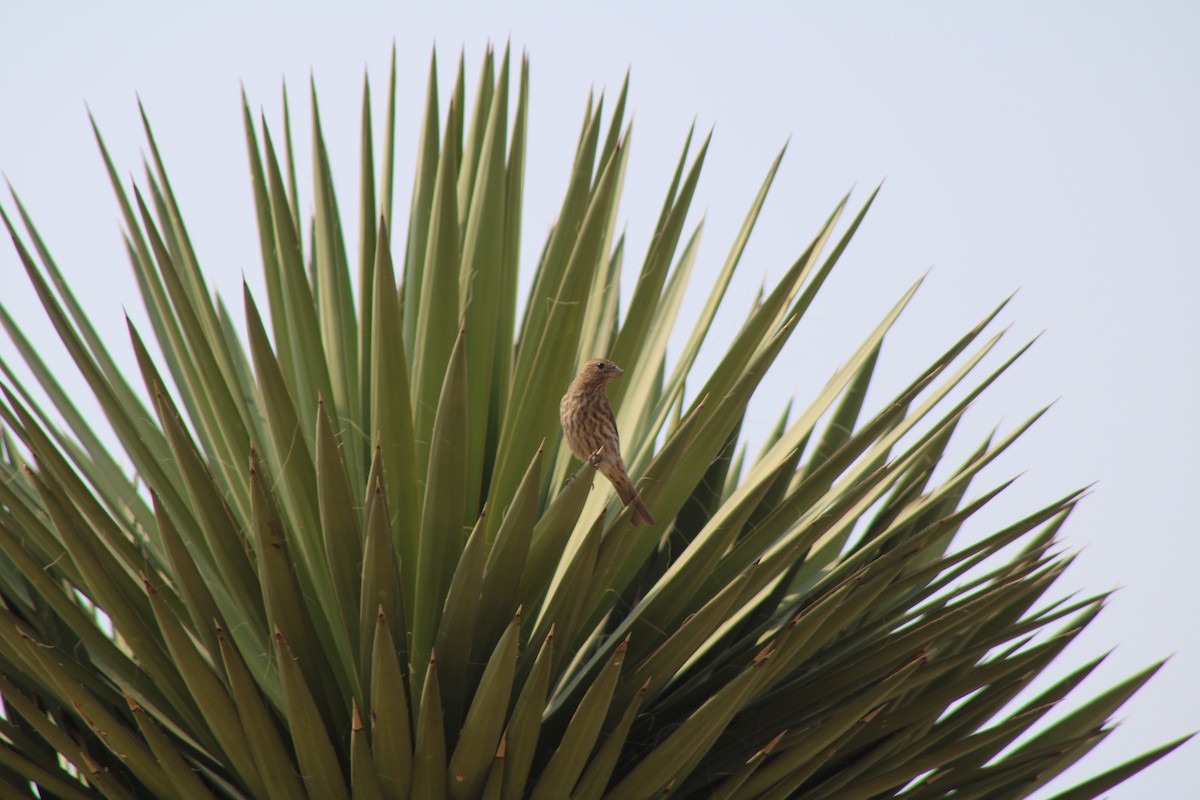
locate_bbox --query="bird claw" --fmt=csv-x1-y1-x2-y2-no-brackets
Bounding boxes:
588,446,606,467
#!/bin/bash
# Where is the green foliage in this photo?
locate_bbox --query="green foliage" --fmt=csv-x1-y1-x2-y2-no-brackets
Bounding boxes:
0,45,1188,799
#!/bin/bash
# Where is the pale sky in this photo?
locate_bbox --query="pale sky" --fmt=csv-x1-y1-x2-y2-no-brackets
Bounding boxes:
1,2,1196,797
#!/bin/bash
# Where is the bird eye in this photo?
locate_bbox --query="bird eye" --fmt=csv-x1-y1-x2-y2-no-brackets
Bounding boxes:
595,362,606,371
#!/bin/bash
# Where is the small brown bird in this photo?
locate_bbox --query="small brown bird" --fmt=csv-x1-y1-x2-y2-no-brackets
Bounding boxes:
560,358,656,526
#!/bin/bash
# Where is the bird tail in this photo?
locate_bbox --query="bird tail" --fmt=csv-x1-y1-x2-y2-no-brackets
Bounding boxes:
615,482,656,527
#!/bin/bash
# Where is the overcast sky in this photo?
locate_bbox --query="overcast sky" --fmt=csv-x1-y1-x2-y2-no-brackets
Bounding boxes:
1,2,1196,796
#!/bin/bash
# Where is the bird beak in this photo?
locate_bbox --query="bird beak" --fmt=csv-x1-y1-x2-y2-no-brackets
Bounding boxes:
613,365,624,377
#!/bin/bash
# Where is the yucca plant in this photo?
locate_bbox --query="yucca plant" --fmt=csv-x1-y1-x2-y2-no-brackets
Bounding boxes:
0,45,1188,799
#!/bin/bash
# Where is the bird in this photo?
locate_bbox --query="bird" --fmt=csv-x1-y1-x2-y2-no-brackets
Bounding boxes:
560,358,656,527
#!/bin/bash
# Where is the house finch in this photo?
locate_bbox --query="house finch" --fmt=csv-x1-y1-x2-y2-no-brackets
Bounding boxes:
560,358,656,526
